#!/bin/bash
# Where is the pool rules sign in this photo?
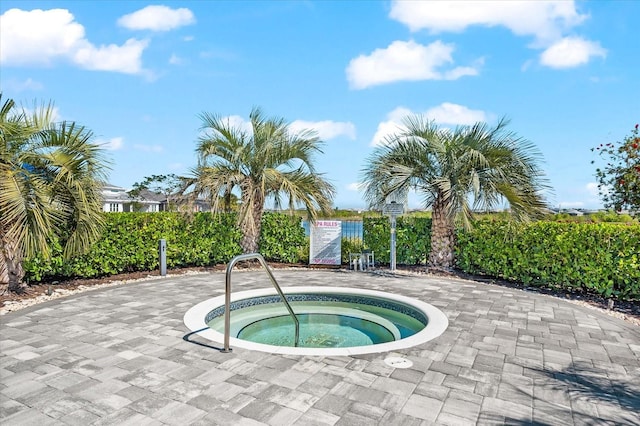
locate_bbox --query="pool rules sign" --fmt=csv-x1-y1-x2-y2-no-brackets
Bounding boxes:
309,220,342,266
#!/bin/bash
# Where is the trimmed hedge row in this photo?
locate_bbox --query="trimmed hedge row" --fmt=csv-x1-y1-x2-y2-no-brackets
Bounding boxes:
364,217,639,299
258,212,307,263
23,212,640,300
363,217,432,265
24,212,304,282
456,220,640,299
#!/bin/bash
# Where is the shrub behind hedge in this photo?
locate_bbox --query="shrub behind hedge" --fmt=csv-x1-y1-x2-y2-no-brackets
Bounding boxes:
23,212,640,301
363,217,432,265
456,220,640,299
24,212,304,282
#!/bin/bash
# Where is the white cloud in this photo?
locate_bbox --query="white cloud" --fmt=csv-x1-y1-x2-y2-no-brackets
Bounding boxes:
223,115,254,134
198,115,253,138
0,8,149,75
117,5,195,32
558,201,584,209
389,0,587,45
443,61,484,80
540,37,606,69
586,182,599,197
371,107,412,147
423,103,488,125
346,40,480,90
290,120,356,140
98,137,124,151
198,115,252,140
168,162,185,171
134,144,163,153
0,9,82,66
210,116,355,141
49,106,62,123
388,1,603,71
347,182,363,191
521,59,534,72
370,104,488,146
199,48,238,61
169,53,183,65
3,78,44,92
557,183,606,210
19,105,62,123
586,181,608,201
73,38,149,73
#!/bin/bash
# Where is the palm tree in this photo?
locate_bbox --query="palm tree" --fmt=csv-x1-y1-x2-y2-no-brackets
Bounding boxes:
0,95,109,292
192,107,335,253
362,115,549,269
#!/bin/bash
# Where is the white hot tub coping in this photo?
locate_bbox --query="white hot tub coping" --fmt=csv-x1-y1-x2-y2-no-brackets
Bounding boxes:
183,286,449,356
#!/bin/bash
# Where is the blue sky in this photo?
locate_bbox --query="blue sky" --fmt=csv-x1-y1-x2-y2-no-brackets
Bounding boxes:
1,1,638,210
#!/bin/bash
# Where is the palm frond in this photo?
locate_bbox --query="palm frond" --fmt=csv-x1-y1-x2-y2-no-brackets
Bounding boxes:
362,113,551,221
1,96,109,275
192,107,335,251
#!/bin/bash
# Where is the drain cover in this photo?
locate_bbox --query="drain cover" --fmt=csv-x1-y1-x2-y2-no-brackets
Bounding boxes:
384,357,413,369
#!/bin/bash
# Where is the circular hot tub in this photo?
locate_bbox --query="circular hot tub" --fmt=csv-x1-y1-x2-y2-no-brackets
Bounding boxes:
184,286,448,356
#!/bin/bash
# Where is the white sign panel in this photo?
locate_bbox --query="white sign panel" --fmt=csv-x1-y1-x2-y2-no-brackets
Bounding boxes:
309,220,342,265
383,202,404,216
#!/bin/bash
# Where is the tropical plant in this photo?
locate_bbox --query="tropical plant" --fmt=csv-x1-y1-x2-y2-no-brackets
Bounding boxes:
190,107,335,253
0,95,109,292
592,124,640,214
361,116,549,269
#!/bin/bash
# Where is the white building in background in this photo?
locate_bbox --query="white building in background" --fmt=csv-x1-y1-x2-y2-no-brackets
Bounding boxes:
100,184,161,213
100,183,211,213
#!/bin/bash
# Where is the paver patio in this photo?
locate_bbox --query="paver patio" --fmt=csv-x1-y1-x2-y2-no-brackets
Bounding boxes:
1,269,639,425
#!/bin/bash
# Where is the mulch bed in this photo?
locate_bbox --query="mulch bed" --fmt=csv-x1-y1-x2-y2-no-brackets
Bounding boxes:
1,264,638,325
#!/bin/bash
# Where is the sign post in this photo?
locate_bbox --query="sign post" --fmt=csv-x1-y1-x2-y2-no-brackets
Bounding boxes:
382,202,404,271
390,215,397,271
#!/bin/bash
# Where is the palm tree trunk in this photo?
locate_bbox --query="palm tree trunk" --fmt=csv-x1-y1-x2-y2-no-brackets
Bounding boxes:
428,196,456,269
240,219,260,253
239,188,265,254
0,233,26,293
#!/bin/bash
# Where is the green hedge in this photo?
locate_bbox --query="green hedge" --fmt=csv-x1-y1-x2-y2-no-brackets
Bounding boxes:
363,217,432,265
23,212,304,282
259,213,306,263
23,212,640,300
456,220,640,299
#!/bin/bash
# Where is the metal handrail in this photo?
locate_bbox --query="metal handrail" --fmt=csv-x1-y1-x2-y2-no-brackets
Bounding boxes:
222,253,299,352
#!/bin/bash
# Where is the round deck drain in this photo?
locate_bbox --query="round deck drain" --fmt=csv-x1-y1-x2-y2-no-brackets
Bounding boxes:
384,356,413,369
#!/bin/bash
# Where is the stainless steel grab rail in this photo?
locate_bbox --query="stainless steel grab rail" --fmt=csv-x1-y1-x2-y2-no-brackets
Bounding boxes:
222,253,299,352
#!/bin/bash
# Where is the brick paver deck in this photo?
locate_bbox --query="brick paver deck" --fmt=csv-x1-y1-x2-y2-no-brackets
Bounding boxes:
1,269,639,425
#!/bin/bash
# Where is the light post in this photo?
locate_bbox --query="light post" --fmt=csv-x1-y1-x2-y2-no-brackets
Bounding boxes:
159,239,167,276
